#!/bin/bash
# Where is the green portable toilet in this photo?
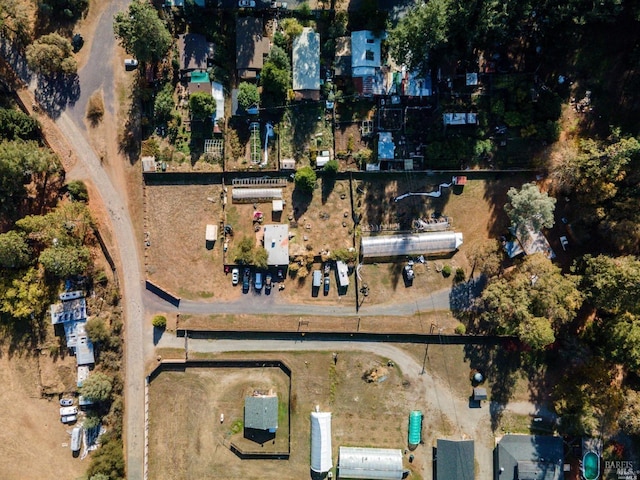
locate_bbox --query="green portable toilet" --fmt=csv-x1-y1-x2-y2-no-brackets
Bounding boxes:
408,410,422,448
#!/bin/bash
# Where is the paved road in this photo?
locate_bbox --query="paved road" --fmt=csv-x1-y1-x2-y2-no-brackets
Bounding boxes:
143,285,452,316
156,336,555,479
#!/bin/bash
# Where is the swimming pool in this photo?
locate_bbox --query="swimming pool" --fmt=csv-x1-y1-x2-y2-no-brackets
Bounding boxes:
583,451,600,480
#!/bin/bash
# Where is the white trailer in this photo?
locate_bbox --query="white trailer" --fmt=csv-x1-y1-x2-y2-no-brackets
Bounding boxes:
205,224,218,242
60,406,78,417
70,426,82,452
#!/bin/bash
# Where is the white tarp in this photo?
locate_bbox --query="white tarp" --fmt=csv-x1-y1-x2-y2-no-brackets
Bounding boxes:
311,412,332,473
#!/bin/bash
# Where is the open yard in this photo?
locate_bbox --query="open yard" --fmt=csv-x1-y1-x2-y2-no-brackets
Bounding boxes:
0,348,86,480
148,351,433,480
144,174,534,306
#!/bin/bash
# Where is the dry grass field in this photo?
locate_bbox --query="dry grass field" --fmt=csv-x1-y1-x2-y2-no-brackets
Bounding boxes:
148,352,433,480
0,349,86,480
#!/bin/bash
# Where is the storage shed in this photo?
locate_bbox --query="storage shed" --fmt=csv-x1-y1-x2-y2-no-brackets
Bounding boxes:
244,394,278,432
338,446,404,480
361,232,463,259
205,224,218,242
310,411,332,473
436,439,475,480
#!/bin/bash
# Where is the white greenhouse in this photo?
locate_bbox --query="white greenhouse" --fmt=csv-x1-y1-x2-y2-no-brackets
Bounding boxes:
231,188,283,203
310,411,332,473
360,231,463,259
338,447,404,480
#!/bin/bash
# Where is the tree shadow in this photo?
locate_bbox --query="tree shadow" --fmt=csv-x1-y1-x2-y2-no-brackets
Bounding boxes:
35,73,81,119
482,172,535,239
321,174,336,205
449,276,486,317
292,187,313,221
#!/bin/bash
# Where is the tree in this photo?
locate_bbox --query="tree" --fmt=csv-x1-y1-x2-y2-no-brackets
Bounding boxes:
80,372,113,402
233,236,256,265
253,247,269,269
609,313,640,372
188,92,216,121
294,166,317,194
0,109,40,141
0,267,49,321
87,436,124,480
67,180,88,202
153,83,174,122
619,389,640,437
0,0,32,46
388,0,449,73
89,474,111,480
86,317,110,344
467,240,502,278
38,0,89,22
578,255,640,315
152,315,166,328
237,82,259,112
261,46,291,107
0,231,31,269
26,33,77,76
505,183,556,239
113,0,172,64
323,159,339,176
481,254,583,349
39,245,91,278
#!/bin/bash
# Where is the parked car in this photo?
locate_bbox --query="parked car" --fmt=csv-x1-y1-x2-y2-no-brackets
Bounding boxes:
60,398,74,407
242,268,251,293
124,58,138,69
239,0,255,6
276,269,284,281
265,273,272,292
254,271,263,291
560,236,569,251
61,415,77,424
324,276,330,295
231,268,239,286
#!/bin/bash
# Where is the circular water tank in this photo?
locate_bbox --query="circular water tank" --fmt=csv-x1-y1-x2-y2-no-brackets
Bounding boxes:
474,372,484,383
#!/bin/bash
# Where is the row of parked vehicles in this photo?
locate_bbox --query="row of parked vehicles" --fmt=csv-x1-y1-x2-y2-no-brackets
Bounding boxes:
231,267,284,293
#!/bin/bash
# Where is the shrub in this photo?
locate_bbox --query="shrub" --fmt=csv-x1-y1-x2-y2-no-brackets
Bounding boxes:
442,265,452,277
86,318,110,344
454,267,465,282
67,180,88,202
294,166,317,193
323,159,339,176
237,82,259,112
86,91,105,122
152,315,167,329
454,324,466,335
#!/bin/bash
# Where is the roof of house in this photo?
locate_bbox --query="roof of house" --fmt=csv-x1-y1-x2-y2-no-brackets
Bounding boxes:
338,446,404,480
177,33,211,72
293,27,320,91
351,30,383,77
496,435,564,480
437,439,475,480
236,18,270,75
334,36,352,77
263,224,289,266
51,297,87,325
75,335,95,366
244,394,278,431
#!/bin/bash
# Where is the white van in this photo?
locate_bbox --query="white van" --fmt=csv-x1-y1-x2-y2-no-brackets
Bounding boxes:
60,406,78,417
71,426,82,452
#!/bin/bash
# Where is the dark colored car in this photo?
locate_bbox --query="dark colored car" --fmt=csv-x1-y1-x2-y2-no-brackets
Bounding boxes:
242,268,251,293
265,274,272,293
323,276,330,295
254,272,263,291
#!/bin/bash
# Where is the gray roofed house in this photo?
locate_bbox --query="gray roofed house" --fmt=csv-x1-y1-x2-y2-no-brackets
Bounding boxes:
292,27,320,99
236,18,270,79
437,439,474,480
495,435,564,480
177,33,212,76
244,394,278,432
263,224,289,266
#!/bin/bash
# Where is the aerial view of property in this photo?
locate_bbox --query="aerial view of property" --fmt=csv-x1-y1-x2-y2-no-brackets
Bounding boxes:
1,0,640,479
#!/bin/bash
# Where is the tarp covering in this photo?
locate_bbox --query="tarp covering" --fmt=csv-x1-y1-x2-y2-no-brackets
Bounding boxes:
361,232,463,258
408,410,422,447
339,446,404,480
311,412,332,473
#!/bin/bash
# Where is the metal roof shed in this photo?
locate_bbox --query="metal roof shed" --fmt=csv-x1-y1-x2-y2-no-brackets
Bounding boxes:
232,188,283,203
310,412,333,473
339,446,404,480
263,224,289,266
361,232,463,259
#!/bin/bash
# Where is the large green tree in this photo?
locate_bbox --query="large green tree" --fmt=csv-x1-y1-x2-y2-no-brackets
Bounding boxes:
237,82,259,112
0,0,32,46
294,166,317,194
39,245,91,278
26,33,77,76
38,0,89,22
80,372,113,402
0,109,40,141
0,231,31,269
0,267,49,321
188,92,216,121
113,0,172,64
153,83,174,122
505,182,556,239
260,46,290,108
481,253,583,349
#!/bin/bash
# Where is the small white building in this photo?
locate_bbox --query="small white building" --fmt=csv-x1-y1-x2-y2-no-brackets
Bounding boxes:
310,411,332,473
339,446,404,480
351,31,382,78
263,224,289,267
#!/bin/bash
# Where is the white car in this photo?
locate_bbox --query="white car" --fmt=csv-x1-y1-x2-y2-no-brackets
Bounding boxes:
61,415,77,424
60,398,74,407
124,58,138,69
231,268,239,286
560,236,569,251
239,0,255,6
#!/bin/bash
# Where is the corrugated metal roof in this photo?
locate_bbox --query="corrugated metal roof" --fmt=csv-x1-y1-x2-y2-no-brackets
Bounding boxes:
361,232,463,258
339,447,404,480
311,412,332,473
293,28,320,91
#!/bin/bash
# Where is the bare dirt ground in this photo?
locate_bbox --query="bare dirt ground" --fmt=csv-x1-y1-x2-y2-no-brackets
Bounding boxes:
0,349,86,480
148,351,428,480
